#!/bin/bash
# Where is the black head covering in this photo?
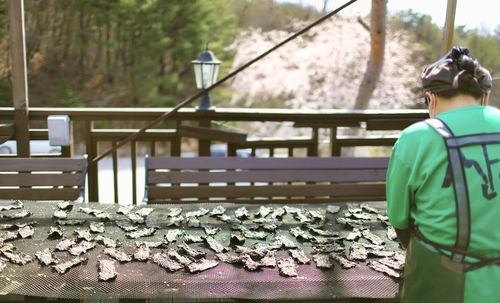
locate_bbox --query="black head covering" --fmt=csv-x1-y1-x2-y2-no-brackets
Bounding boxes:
421,46,492,94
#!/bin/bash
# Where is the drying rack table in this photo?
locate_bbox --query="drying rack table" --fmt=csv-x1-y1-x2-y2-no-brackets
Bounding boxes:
0,200,402,302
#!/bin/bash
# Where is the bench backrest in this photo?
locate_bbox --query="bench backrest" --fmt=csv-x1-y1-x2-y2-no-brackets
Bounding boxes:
0,155,88,202
143,156,388,204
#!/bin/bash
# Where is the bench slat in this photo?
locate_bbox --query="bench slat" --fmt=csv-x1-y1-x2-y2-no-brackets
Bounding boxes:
148,183,385,200
0,174,83,187
147,156,389,170
0,158,84,172
0,188,82,201
149,169,387,184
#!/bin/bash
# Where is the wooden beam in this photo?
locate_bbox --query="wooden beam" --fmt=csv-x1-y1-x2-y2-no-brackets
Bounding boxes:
0,124,15,144
441,0,457,56
177,125,247,144
8,0,30,156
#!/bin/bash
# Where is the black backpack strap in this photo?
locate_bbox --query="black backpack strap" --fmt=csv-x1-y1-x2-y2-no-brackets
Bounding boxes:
424,118,470,262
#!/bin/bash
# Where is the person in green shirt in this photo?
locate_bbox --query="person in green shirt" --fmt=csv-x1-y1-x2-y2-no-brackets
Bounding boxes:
386,46,500,303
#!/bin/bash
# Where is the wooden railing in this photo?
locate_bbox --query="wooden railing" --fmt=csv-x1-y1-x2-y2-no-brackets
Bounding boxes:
0,107,428,204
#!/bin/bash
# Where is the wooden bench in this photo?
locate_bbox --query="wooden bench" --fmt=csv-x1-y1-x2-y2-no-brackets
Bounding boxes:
0,155,88,202
142,155,388,204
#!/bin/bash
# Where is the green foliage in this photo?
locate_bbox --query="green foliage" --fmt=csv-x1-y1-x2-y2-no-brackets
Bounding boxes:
53,78,83,107
230,0,322,32
0,78,12,107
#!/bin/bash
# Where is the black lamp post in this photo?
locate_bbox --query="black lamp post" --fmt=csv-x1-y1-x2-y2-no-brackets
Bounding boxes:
192,44,221,110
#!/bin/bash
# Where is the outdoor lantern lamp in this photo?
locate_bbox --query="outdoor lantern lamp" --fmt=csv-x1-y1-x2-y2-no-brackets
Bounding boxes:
192,44,221,110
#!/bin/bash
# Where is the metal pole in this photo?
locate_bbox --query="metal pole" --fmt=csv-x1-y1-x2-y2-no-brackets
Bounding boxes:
8,0,30,157
441,0,457,56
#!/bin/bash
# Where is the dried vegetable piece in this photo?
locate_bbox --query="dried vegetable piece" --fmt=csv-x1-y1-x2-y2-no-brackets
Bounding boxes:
230,233,245,245
184,207,209,218
240,228,267,240
241,254,262,271
126,227,156,239
135,240,167,248
2,210,31,219
347,243,368,260
78,207,98,214
261,223,279,232
117,204,134,215
255,205,273,218
18,226,34,238
313,253,333,269
331,253,358,269
376,257,405,271
0,231,18,242
35,248,58,266
98,259,118,281
115,220,138,232
205,236,230,253
167,248,193,266
234,206,249,219
346,203,362,213
53,210,68,219
218,214,241,226
215,253,243,264
127,213,144,224
309,227,340,237
277,257,297,277
93,211,114,221
386,226,398,241
270,207,286,219
165,229,184,242
89,222,105,233
186,218,200,228
326,205,341,214
293,211,312,223
56,238,76,251
201,224,220,236
184,235,204,243
69,240,96,256
133,244,150,261
0,200,23,211
55,219,86,226
95,235,121,248
0,259,7,272
368,249,396,258
235,245,268,258
57,201,73,211
260,250,277,267
210,205,226,216
135,207,154,217
165,216,183,227
362,230,385,245
345,229,362,241
312,243,344,254
150,252,184,272
289,248,310,264
74,229,93,241
52,256,87,274
177,242,206,258
360,203,379,214
311,236,344,245
2,250,32,265
289,227,312,241
186,258,218,273
167,207,182,217
367,260,401,278
345,212,372,220
103,247,132,262
273,235,297,248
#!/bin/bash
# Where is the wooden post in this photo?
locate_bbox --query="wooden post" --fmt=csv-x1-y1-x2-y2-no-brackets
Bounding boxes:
8,0,30,157
441,0,457,56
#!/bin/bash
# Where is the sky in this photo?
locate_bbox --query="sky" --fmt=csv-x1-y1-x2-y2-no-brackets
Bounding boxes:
285,0,499,32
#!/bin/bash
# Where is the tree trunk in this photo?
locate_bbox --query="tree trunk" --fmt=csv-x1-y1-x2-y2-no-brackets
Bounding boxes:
353,0,386,110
